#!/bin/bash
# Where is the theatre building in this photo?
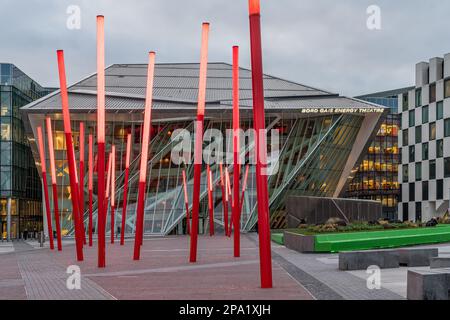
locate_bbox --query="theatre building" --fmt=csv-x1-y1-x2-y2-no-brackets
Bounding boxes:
21,63,386,236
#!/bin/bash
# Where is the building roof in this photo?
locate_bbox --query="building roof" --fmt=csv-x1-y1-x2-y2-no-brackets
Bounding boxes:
355,86,415,99
21,63,384,113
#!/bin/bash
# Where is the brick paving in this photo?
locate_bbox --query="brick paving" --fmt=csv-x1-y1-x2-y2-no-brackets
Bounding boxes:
1,233,427,300
0,235,314,300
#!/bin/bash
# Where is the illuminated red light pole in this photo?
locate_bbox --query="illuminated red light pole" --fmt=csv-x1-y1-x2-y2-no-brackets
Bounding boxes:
232,46,242,257
240,165,250,213
182,169,190,234
105,151,112,210
189,22,210,263
248,0,273,288
56,50,84,261
120,133,131,246
96,15,106,267
46,117,62,251
36,126,54,250
206,165,214,236
219,163,229,236
88,134,94,247
133,51,156,260
225,167,232,237
110,145,116,244
79,122,86,244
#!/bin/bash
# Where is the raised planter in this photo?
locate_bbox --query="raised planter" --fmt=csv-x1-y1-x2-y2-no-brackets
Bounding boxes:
281,225,450,253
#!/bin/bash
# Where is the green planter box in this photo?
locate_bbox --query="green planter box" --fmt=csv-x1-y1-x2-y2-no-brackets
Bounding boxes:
282,225,450,253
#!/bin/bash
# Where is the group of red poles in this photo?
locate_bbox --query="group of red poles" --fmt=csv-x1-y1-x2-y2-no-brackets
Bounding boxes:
35,0,273,288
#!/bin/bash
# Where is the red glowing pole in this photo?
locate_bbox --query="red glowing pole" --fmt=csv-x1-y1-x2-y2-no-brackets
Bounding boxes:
88,134,94,247
79,122,86,244
105,151,112,210
120,133,131,245
133,52,156,260
37,126,55,250
240,165,250,213
225,167,232,237
219,164,229,236
248,0,273,288
110,145,116,244
206,165,214,236
182,169,190,235
189,23,210,263
96,15,106,267
232,46,242,256
57,50,83,261
46,117,62,251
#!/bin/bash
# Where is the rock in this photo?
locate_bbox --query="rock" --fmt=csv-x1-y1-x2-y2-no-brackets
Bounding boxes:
426,219,438,227
326,217,346,226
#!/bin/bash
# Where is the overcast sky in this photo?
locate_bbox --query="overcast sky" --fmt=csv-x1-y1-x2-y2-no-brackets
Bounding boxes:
1,0,449,97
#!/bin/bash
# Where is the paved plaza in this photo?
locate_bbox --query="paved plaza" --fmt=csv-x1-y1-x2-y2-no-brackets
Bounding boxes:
2,233,449,300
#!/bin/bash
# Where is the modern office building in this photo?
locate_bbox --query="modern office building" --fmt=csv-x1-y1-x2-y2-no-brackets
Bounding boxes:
21,63,386,236
399,54,450,222
346,87,413,219
0,63,49,239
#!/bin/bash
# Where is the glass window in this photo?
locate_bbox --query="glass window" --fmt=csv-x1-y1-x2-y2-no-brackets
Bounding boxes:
430,84,436,103
437,179,444,199
437,139,444,158
0,142,11,165
0,166,10,190
429,122,436,140
409,146,415,162
402,203,409,222
409,110,415,127
437,101,444,120
415,89,422,107
402,93,409,112
0,92,11,116
422,106,429,123
445,119,450,137
445,79,450,98
422,142,429,160
0,122,10,141
430,160,436,179
445,157,450,178
403,129,409,146
54,131,66,150
409,183,415,202
415,126,422,144
416,203,422,222
0,64,11,84
402,164,409,183
415,163,422,181
422,181,429,201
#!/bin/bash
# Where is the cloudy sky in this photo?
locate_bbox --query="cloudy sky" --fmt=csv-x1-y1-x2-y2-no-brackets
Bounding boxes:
1,0,449,97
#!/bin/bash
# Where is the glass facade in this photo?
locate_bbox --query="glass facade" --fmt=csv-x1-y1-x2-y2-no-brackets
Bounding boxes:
346,90,411,219
36,113,368,235
0,64,48,239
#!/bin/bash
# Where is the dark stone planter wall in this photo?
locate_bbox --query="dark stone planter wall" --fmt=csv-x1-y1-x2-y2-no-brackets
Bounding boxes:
286,196,383,227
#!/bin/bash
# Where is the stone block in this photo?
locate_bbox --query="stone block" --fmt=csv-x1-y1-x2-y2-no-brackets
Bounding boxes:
398,248,438,267
339,250,399,271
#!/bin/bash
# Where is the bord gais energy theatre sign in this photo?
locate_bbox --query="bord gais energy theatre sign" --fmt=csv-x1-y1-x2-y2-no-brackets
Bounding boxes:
301,107,385,114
